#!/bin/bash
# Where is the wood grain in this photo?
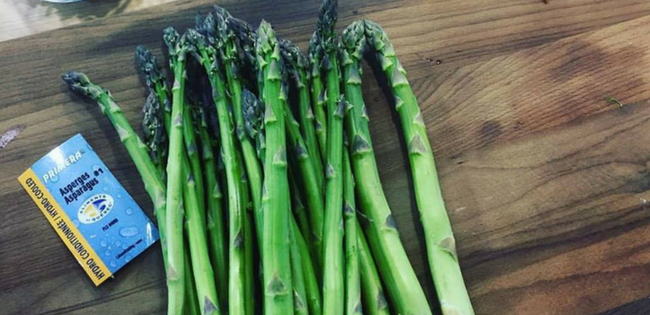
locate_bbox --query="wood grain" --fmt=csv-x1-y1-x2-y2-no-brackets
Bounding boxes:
3,0,650,314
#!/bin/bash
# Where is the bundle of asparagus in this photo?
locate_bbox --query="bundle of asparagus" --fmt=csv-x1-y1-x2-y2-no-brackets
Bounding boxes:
62,0,474,314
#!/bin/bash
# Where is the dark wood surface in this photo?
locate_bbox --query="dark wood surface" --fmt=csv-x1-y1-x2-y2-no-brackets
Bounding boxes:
2,0,650,314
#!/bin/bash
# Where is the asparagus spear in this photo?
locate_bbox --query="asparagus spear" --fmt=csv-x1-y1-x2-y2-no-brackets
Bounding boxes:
343,149,361,315
212,7,264,234
210,13,261,312
292,216,323,315
182,98,206,216
308,33,328,157
192,93,229,312
61,71,173,313
256,20,294,315
282,76,326,267
289,213,309,315
188,26,248,315
356,220,390,315
316,0,345,313
184,226,202,315
137,46,226,314
142,89,202,315
280,38,325,185
244,77,320,315
165,28,221,315
289,168,313,255
364,20,474,315
340,21,431,314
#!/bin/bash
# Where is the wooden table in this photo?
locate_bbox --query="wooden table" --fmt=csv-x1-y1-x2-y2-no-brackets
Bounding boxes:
2,0,650,314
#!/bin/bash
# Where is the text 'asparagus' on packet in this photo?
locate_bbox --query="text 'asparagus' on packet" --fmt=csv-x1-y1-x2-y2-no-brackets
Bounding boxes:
18,133,159,286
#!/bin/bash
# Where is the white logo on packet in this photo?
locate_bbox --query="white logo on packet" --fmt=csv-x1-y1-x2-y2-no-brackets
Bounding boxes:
78,194,114,224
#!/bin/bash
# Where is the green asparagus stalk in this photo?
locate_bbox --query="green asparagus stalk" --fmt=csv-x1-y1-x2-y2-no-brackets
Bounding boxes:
211,13,262,312
193,95,230,312
364,20,474,315
61,71,172,313
244,82,316,315
292,217,323,315
280,38,325,184
256,20,294,315
182,99,206,216
142,88,201,315
213,7,264,232
288,168,313,255
308,33,328,157
340,21,431,314
282,83,326,267
162,28,188,314
343,149,361,315
356,220,390,315
188,26,247,315
137,46,226,315
184,228,201,315
242,177,256,315
289,213,309,315
317,0,345,313
165,28,222,315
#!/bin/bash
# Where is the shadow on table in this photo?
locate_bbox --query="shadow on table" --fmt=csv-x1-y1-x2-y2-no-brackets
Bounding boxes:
13,0,132,21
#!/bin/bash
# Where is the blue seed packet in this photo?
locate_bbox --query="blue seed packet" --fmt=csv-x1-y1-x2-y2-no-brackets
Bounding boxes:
18,134,159,286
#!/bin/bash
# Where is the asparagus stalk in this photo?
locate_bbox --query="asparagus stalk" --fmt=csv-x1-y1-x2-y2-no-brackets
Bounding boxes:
162,29,188,314
184,227,202,315
356,220,390,315
289,213,309,315
364,20,474,315
317,0,345,313
340,21,431,314
188,26,247,315
165,28,221,315
245,81,317,315
137,46,227,314
142,89,202,315
308,33,328,157
343,149,361,315
61,71,172,312
182,99,206,215
282,82,326,266
241,176,256,315
193,95,230,312
211,13,261,312
288,168,313,256
256,20,294,315
280,38,325,184
213,6,264,234
292,216,323,315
